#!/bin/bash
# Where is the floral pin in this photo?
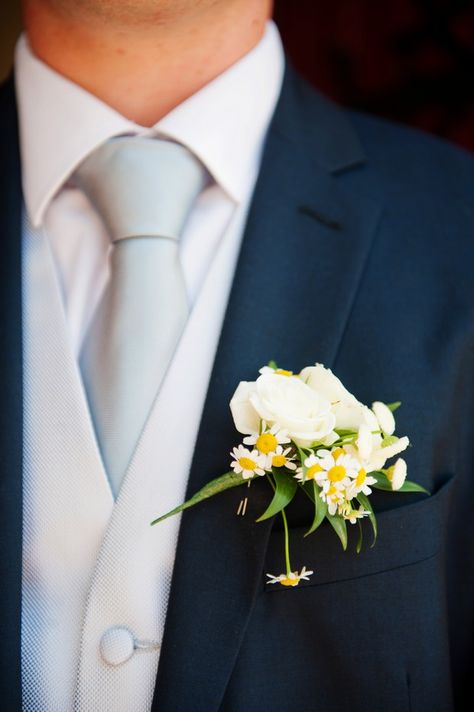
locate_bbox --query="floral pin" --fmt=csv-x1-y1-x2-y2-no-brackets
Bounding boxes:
151,362,429,587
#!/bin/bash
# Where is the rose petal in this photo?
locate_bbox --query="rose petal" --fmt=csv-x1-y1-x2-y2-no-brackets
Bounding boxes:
229,381,260,434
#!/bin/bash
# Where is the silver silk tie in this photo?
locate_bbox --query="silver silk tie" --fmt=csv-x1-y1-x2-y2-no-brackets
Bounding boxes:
75,137,207,496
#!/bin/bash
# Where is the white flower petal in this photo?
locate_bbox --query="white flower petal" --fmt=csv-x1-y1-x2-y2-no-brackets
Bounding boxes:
300,364,379,432
321,430,339,447
229,381,260,434
389,458,407,490
372,401,396,435
370,436,410,469
265,574,281,584
299,363,355,404
357,423,373,460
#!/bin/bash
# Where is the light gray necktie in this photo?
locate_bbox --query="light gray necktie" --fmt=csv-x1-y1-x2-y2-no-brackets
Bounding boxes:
75,137,206,496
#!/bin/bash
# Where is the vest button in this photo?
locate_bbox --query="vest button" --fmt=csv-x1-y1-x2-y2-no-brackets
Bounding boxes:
100,626,135,666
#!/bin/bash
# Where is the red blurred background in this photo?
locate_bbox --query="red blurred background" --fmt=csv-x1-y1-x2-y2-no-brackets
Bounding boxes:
274,0,474,152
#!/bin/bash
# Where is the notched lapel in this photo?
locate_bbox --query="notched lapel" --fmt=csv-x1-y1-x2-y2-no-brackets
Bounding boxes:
153,66,383,711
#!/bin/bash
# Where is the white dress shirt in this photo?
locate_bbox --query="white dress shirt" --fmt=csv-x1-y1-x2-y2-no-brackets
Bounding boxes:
16,20,284,712
16,22,284,355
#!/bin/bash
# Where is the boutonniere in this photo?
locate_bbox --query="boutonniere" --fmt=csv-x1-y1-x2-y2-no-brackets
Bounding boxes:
152,362,428,587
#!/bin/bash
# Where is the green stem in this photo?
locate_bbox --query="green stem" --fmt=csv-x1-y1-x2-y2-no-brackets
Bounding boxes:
280,507,292,576
266,472,292,576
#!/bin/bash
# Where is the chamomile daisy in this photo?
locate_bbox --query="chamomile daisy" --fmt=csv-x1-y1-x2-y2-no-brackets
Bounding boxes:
230,445,266,480
266,445,298,471
266,566,314,587
243,423,290,455
346,467,378,500
297,447,359,488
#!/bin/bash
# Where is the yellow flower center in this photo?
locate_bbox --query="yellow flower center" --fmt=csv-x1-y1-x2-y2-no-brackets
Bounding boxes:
275,369,293,377
239,457,257,471
356,468,367,487
306,463,324,480
256,432,278,454
280,576,300,587
331,447,345,460
272,454,287,468
328,465,346,482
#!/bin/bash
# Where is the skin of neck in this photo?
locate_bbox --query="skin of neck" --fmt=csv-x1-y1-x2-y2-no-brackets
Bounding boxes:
22,0,273,126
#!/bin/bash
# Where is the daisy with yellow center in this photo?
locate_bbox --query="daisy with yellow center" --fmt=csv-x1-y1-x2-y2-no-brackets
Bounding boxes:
230,445,266,480
320,484,346,515
243,423,290,455
297,448,358,486
294,458,324,483
266,566,314,587
265,445,298,472
297,447,360,514
346,466,378,500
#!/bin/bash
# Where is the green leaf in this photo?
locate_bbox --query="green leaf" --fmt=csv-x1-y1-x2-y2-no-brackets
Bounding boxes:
357,491,378,547
267,359,278,369
150,470,245,525
397,479,430,495
371,470,394,491
356,519,363,554
295,444,310,466
256,469,298,522
301,480,316,503
331,430,359,448
304,481,327,536
371,471,430,496
327,513,348,550
386,401,402,412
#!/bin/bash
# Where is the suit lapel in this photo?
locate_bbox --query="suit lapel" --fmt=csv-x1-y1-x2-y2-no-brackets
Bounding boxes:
0,77,23,709
153,66,382,711
0,67,382,711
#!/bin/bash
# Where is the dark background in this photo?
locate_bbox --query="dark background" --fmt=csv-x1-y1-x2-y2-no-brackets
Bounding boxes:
274,0,474,152
1,0,473,152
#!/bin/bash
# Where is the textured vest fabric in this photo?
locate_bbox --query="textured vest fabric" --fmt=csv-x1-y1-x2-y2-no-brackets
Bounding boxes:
21,199,248,711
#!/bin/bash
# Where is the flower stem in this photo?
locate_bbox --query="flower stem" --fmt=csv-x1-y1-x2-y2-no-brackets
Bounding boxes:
280,507,292,576
265,472,292,575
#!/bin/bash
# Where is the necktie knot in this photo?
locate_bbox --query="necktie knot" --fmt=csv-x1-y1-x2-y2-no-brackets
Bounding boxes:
75,136,207,243
76,136,206,495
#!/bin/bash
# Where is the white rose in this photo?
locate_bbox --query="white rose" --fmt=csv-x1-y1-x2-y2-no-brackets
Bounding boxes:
300,363,379,433
230,373,336,446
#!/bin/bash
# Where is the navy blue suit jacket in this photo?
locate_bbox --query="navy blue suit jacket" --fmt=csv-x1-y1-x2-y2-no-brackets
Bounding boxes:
1,65,473,711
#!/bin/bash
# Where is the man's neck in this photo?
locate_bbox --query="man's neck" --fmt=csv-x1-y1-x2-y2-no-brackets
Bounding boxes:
23,0,272,127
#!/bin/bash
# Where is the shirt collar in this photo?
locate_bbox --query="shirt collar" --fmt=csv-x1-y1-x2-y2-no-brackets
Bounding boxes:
14,21,284,227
